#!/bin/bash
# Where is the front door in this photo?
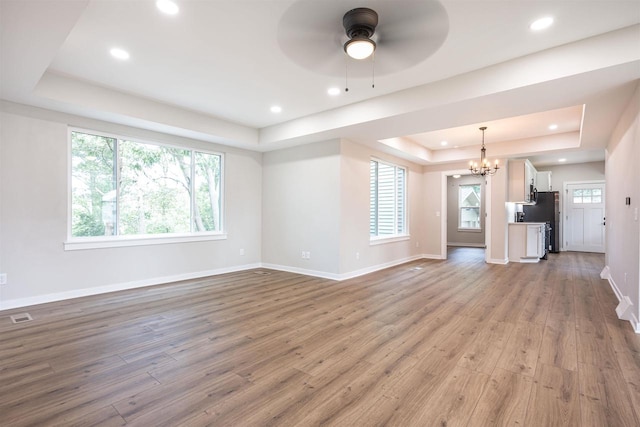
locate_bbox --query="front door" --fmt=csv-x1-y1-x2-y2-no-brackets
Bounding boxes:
565,182,605,253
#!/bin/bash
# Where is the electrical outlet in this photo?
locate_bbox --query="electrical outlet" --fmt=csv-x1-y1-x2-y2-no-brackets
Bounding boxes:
301,251,306,259
0,273,6,285
356,252,360,259
239,248,245,256
307,252,311,259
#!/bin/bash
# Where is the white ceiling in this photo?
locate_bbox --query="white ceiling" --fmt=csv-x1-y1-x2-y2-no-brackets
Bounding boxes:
1,0,639,167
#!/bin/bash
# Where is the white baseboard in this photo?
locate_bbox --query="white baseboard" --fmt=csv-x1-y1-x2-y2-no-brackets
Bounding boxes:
260,263,341,281
422,253,446,260
336,254,433,281
447,243,486,248
602,265,640,334
263,254,435,282
488,258,509,265
0,254,443,311
0,263,261,312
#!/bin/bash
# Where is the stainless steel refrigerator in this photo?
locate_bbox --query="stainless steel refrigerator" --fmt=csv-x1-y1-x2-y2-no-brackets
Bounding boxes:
522,191,560,253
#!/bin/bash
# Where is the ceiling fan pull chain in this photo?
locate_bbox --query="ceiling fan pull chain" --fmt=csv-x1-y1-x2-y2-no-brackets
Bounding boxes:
345,56,349,92
372,51,375,88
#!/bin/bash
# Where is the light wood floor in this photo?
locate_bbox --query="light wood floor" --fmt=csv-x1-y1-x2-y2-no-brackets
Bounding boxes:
1,249,639,426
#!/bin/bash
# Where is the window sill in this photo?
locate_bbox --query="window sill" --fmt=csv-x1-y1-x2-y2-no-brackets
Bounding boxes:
64,233,227,251
369,235,410,246
457,228,482,233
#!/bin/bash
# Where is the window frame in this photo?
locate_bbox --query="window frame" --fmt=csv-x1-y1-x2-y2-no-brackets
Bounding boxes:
65,127,226,251
369,158,409,243
457,183,482,232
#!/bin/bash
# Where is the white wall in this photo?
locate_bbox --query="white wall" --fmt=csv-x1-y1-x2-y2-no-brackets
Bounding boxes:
537,161,605,192
0,104,263,309
262,139,426,279
488,165,509,263
605,84,640,330
261,140,342,276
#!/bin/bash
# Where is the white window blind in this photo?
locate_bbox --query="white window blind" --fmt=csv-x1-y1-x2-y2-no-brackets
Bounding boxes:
370,159,407,237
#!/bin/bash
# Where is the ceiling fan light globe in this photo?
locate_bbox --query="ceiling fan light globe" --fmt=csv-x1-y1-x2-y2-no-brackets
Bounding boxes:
344,39,375,60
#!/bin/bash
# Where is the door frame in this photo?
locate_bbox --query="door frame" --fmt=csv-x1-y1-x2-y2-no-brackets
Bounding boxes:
562,180,606,252
440,169,491,262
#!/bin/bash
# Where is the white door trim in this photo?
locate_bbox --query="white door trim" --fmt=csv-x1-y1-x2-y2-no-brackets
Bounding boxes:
440,169,491,262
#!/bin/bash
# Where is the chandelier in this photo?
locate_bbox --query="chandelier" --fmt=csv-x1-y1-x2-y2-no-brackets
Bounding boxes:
469,126,499,176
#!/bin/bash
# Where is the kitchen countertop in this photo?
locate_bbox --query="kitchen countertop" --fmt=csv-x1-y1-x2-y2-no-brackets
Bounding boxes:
508,222,547,226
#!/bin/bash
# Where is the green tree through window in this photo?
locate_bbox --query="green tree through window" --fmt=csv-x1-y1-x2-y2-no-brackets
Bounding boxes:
70,130,223,238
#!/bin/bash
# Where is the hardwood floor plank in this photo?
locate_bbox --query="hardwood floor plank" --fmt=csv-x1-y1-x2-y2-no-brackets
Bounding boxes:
457,319,512,375
403,365,489,427
66,405,127,427
539,318,578,371
578,362,640,426
548,279,576,323
468,367,533,426
518,278,553,325
495,321,544,377
113,371,248,422
525,363,580,427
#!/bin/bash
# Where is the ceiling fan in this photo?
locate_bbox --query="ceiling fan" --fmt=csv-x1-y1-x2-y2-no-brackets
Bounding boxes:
342,7,379,60
277,0,449,78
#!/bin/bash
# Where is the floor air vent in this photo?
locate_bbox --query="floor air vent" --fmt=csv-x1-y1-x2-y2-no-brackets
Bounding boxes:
254,271,272,275
410,267,424,271
10,313,33,324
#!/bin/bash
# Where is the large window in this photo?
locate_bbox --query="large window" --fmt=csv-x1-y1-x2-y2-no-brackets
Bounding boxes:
70,130,223,240
370,159,407,238
458,184,481,230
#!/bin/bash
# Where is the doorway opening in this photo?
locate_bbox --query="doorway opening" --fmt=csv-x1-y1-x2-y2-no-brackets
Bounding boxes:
441,170,491,262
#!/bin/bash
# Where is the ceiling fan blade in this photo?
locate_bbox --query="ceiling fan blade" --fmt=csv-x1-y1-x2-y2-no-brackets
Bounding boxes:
277,0,449,77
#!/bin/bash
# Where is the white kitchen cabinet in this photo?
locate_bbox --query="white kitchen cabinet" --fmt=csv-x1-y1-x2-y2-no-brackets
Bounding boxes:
508,222,545,263
536,171,552,191
508,159,537,203
525,224,544,258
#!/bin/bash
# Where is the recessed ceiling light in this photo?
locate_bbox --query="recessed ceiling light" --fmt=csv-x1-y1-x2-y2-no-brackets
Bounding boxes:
453,174,461,179
109,47,130,60
530,16,554,31
558,158,567,162
270,105,282,113
440,141,448,146
548,124,558,130
156,0,179,15
327,87,341,96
